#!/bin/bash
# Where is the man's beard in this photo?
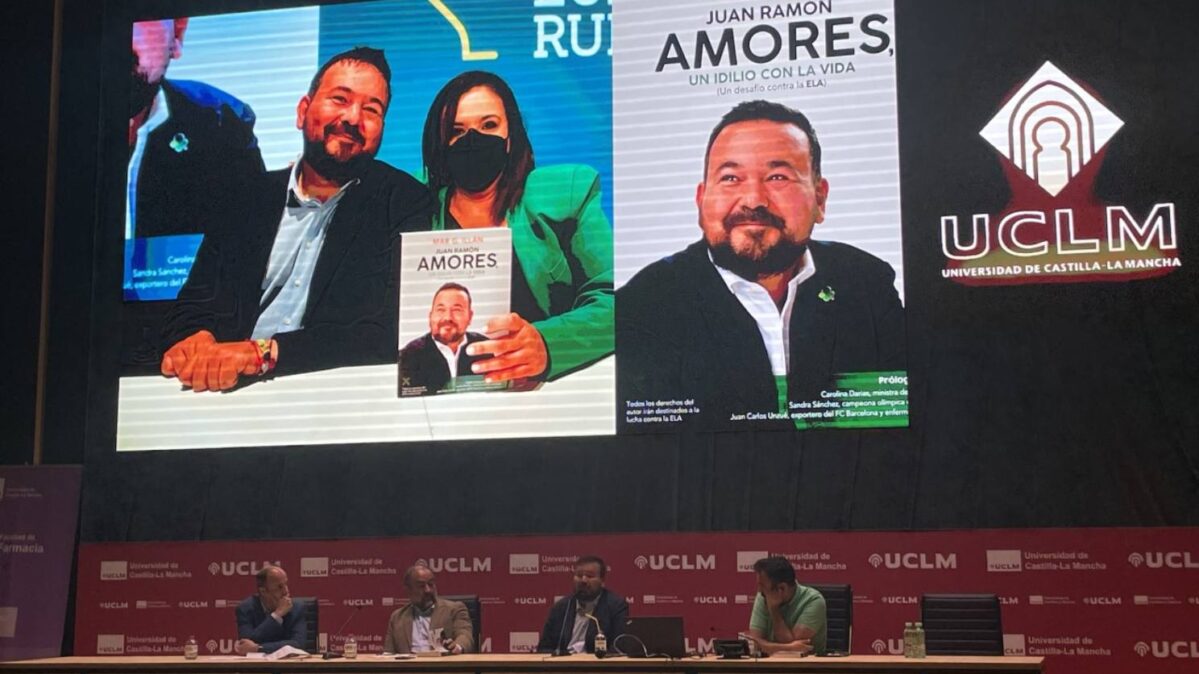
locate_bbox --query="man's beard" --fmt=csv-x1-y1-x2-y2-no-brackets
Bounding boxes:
434,322,464,346
302,121,376,183
707,206,807,280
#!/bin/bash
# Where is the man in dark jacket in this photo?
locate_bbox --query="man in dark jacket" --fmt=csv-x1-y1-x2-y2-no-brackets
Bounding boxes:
234,565,307,654
538,556,628,654
160,46,433,390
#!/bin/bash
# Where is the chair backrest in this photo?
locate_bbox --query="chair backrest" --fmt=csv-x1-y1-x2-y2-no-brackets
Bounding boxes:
292,597,319,653
442,594,481,652
806,583,852,654
920,593,1002,656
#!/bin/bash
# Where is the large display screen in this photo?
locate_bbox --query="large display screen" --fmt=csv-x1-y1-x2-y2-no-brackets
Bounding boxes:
117,0,917,450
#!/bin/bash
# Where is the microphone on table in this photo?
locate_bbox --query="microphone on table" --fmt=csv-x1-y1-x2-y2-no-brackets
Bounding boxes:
584,613,607,658
322,605,362,660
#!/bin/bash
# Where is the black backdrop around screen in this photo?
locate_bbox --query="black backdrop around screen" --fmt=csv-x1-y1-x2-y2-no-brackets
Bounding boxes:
25,0,1199,541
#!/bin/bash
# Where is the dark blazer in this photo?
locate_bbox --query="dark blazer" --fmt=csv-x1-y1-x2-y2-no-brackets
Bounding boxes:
133,79,265,238
616,239,905,431
399,332,489,396
234,596,307,654
120,80,265,372
163,160,435,378
537,589,629,654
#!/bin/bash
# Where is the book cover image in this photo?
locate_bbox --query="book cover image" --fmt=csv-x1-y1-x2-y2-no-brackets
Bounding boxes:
612,0,908,432
398,229,513,397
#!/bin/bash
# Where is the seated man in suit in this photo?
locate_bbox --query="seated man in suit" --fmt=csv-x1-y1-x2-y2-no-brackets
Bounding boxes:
746,556,826,655
234,565,307,654
617,100,905,430
399,282,490,395
160,46,434,390
384,564,474,654
127,17,264,239
537,555,628,654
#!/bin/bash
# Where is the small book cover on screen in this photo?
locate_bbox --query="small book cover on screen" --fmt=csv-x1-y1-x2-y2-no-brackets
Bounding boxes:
398,229,512,397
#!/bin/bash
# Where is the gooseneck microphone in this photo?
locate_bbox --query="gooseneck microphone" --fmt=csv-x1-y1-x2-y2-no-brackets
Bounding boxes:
584,613,606,658
551,596,574,656
322,605,362,660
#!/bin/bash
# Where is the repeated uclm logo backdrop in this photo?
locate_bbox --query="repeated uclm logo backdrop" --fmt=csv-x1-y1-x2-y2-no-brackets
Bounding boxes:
74,529,1199,673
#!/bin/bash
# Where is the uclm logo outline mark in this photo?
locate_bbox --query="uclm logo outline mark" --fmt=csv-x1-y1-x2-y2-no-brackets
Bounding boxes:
941,61,1179,285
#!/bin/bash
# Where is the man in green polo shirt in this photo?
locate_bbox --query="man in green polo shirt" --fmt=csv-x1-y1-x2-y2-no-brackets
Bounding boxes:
746,556,827,655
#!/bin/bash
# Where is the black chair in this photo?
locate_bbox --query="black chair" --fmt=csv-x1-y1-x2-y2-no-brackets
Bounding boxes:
443,594,481,652
807,583,852,654
292,597,319,652
920,594,1002,655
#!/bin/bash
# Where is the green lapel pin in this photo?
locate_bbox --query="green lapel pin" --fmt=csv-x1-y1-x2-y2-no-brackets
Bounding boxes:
169,132,190,153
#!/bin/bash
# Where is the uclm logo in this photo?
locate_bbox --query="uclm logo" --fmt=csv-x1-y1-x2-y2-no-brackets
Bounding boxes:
1003,634,1027,656
693,596,727,604
100,561,128,581
872,639,903,655
1137,641,1199,658
206,639,235,654
736,550,769,573
986,549,1022,573
514,597,546,606
1128,552,1199,569
209,561,280,576
96,635,125,655
300,557,329,578
1082,596,1121,606
869,553,957,570
941,61,1180,286
508,632,540,654
416,557,492,573
634,554,715,570
508,554,539,575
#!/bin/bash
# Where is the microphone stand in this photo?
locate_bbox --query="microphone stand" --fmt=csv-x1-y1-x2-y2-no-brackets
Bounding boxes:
322,606,362,660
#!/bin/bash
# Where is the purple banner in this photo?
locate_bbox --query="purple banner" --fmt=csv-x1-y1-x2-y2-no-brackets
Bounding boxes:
0,466,81,661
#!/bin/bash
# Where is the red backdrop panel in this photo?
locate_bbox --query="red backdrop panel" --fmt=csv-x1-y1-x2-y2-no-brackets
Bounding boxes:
75,528,1199,672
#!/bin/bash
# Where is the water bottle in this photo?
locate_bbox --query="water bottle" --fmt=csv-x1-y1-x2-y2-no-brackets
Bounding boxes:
184,636,198,660
902,622,914,658
594,633,607,658
344,637,358,659
913,622,926,659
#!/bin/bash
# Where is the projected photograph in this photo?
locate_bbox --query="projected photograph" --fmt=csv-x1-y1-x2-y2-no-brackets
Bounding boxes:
116,0,615,449
612,0,909,431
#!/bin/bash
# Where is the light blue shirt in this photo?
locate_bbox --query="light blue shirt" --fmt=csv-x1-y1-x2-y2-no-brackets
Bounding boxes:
251,161,357,340
126,89,170,239
410,606,435,653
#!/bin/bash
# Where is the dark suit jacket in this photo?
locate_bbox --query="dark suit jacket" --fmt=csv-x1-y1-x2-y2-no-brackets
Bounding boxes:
383,598,474,654
163,160,434,378
234,596,307,654
399,332,489,396
616,239,905,430
537,589,628,654
121,80,265,372
134,79,265,238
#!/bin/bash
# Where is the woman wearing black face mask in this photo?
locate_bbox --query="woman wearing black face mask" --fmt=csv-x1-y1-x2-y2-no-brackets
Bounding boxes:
421,71,613,383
